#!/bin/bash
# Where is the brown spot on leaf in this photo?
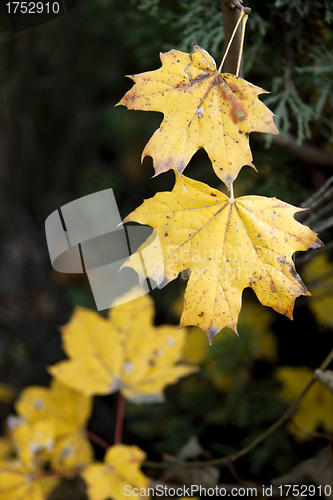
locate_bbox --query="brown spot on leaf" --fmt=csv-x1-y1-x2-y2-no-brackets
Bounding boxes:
230,100,247,123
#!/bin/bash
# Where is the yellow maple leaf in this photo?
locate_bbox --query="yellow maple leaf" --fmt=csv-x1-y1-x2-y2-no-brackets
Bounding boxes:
117,44,278,188
82,444,149,500
50,431,93,472
15,379,92,438
123,175,321,341
14,380,94,473
276,366,333,438
0,458,59,500
0,459,45,500
49,288,197,401
7,416,54,470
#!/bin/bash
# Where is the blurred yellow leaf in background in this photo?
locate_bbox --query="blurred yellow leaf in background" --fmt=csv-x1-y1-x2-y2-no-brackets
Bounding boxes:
82,444,149,500
276,366,333,438
303,253,333,328
14,379,93,472
50,287,197,403
8,416,54,469
15,379,92,438
0,459,44,500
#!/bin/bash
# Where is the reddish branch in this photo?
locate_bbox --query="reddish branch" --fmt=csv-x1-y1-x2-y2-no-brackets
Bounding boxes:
114,392,125,445
86,430,111,451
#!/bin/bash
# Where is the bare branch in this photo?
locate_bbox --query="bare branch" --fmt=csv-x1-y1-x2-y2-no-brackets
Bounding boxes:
222,0,244,11
220,1,243,75
253,133,333,167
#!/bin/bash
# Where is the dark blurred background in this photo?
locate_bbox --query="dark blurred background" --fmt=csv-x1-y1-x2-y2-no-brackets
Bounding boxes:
0,0,332,489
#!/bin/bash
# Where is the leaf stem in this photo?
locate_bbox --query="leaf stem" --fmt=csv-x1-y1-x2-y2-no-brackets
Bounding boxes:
236,14,248,77
218,11,246,73
143,347,333,469
34,468,83,480
230,182,234,200
114,391,125,445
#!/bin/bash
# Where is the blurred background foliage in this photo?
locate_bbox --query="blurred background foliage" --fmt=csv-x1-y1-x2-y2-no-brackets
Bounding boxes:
0,0,332,492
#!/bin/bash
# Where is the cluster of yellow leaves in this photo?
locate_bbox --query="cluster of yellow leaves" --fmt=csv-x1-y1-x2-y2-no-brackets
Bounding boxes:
0,287,197,499
14,379,93,471
0,380,92,500
276,366,333,439
50,287,197,402
0,458,57,500
0,40,324,500
118,44,322,339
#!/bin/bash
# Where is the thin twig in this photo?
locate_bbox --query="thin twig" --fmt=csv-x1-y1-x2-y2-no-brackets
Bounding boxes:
143,347,333,469
302,196,333,226
222,0,244,11
312,214,333,233
34,468,83,480
114,391,125,445
289,419,333,443
226,461,258,487
86,430,111,451
301,175,333,208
